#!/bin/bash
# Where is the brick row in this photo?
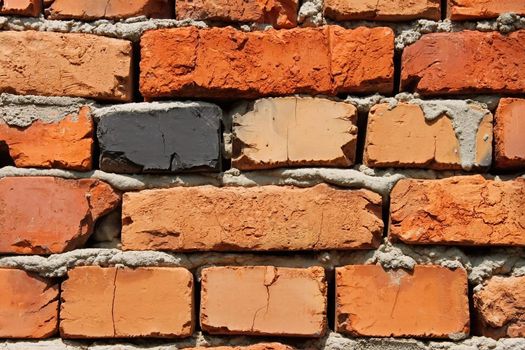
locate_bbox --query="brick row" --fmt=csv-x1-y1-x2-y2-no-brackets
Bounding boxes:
10,264,525,340
5,1,525,21
1,174,524,254
2,97,524,172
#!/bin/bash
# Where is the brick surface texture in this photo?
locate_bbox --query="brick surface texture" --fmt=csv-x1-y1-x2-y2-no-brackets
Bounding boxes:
1,0,525,347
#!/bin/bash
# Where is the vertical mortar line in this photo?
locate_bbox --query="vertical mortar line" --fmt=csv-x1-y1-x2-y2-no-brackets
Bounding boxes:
111,267,118,337
393,49,402,95
132,41,144,103
193,269,203,332
441,0,448,20
382,192,391,240
354,109,369,165
325,267,336,332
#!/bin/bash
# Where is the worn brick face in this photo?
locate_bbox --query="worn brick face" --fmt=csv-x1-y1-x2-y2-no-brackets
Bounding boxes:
0,0,42,16
336,265,469,338
46,0,173,20
0,177,119,254
122,184,383,251
0,269,59,339
232,97,358,170
0,106,93,171
448,0,525,20
495,98,525,170
324,0,441,21
201,266,327,337
364,102,493,170
60,266,194,338
176,0,298,28
390,176,525,246
401,31,525,95
473,276,525,339
0,31,133,101
139,26,394,100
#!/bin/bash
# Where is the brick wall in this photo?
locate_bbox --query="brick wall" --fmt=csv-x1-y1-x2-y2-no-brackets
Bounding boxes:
0,1,524,349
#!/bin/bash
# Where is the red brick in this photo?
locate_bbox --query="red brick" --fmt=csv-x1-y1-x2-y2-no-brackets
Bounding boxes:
0,177,119,254
448,0,525,20
122,184,383,252
46,0,173,20
473,276,525,338
60,266,194,338
0,31,133,101
201,266,327,337
232,97,358,170
495,98,525,170
401,31,525,96
0,106,93,171
0,0,42,16
0,269,59,338
139,26,394,100
336,265,469,338
390,176,525,246
324,0,440,21
176,0,298,28
364,102,492,170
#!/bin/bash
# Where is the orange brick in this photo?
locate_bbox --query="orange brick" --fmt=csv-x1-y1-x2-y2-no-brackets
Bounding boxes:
364,102,492,170
60,266,194,338
0,177,119,254
495,98,525,170
402,31,525,96
448,0,525,20
0,106,93,171
122,184,383,251
324,0,440,21
474,276,525,338
0,0,42,16
201,266,327,337
46,0,173,20
390,176,525,246
139,26,394,100
176,0,298,28
0,269,59,338
0,31,133,101
336,265,469,338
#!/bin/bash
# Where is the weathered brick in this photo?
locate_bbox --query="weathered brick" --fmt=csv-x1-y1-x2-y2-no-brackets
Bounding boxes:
140,26,394,100
448,0,525,20
473,276,525,338
232,97,357,170
390,176,525,246
0,177,119,254
122,184,383,251
324,0,440,21
0,103,93,171
364,102,493,170
401,31,525,96
96,102,221,174
176,0,298,28
0,0,42,16
201,266,327,337
46,0,173,20
336,265,469,338
60,266,194,338
0,269,59,338
495,98,525,170
190,346,294,350
0,31,133,101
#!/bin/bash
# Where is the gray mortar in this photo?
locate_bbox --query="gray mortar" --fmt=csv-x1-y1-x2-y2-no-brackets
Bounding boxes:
298,0,325,26
0,93,93,127
1,332,525,349
93,101,220,120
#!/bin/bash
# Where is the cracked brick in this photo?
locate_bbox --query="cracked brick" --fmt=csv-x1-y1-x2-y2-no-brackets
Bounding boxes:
121,184,383,252
336,265,469,338
389,176,525,246
201,266,327,337
324,0,440,21
60,266,194,338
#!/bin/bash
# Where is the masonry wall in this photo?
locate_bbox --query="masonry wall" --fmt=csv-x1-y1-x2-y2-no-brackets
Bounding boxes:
0,1,525,349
